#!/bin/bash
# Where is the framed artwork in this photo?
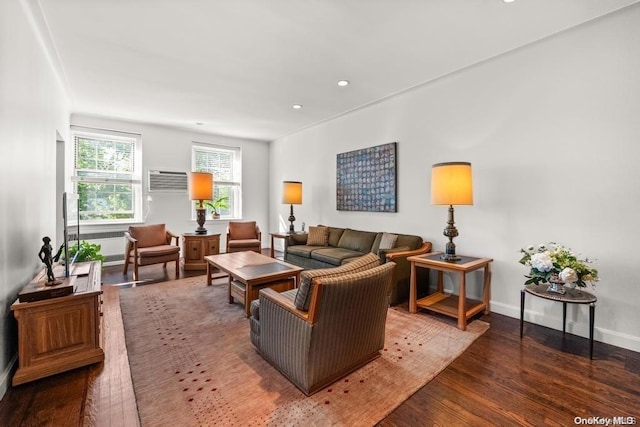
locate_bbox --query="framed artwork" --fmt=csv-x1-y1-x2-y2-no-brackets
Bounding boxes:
336,142,397,212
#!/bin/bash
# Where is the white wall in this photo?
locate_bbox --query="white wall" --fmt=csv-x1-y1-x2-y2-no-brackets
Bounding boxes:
270,5,640,352
0,0,71,398
70,114,270,257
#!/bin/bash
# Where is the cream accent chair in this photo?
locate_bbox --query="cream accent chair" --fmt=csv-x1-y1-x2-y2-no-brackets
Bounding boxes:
123,224,180,281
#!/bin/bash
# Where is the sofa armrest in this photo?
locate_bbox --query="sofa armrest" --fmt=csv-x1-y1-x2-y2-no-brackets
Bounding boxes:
287,233,308,246
385,241,432,305
385,241,432,261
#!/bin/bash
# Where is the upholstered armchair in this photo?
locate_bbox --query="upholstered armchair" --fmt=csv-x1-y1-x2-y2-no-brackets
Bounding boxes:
226,221,261,253
123,224,180,281
250,256,396,395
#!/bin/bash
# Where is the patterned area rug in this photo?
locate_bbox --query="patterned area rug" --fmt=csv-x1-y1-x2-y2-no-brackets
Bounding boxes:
119,276,489,426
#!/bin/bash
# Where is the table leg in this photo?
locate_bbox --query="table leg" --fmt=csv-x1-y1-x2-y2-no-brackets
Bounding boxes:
409,262,417,313
520,289,525,338
270,235,275,258
483,265,491,314
562,302,567,334
589,303,595,359
206,261,212,286
457,273,467,331
228,276,233,304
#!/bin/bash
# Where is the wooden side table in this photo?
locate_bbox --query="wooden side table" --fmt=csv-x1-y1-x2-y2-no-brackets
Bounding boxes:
182,232,220,270
520,284,597,359
408,252,492,330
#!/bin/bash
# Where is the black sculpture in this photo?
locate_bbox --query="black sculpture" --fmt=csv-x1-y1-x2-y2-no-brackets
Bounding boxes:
38,236,63,284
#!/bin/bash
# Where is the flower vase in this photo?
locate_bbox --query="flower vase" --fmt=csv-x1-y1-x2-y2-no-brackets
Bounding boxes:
547,277,566,295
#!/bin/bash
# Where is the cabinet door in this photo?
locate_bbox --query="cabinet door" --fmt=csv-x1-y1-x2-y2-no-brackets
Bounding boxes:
186,240,203,262
207,236,220,256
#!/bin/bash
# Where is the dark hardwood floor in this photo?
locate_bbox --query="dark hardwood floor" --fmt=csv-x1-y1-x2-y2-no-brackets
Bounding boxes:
2,255,639,426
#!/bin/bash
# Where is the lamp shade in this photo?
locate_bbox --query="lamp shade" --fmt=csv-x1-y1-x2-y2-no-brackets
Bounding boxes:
431,162,473,205
189,172,213,201
282,181,302,204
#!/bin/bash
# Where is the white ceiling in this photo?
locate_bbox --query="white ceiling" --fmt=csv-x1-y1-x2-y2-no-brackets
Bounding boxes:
38,0,638,142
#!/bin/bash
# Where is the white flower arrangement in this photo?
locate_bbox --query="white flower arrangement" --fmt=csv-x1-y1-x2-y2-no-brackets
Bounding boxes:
519,242,599,288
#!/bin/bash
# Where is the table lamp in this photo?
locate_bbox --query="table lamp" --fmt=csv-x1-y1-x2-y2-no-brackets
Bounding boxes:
431,162,473,261
282,181,302,232
190,172,213,234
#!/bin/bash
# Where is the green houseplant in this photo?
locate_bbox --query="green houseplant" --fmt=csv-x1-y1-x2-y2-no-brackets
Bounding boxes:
67,240,106,263
204,196,229,219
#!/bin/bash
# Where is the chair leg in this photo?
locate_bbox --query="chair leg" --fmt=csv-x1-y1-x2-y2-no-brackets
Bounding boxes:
133,262,138,282
175,259,179,279
123,257,129,275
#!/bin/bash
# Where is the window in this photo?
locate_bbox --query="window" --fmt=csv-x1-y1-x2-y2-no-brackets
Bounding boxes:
192,142,242,219
71,127,142,223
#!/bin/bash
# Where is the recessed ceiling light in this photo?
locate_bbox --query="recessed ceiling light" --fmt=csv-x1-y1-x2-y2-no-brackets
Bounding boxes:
292,104,303,110
195,122,204,126
503,0,515,3
337,80,350,87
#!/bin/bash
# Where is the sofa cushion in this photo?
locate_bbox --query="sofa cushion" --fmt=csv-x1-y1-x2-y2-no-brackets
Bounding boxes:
319,226,345,247
228,221,257,239
294,252,381,311
337,229,378,253
310,247,365,266
136,244,180,258
287,245,317,259
306,226,329,246
378,233,398,252
128,224,167,248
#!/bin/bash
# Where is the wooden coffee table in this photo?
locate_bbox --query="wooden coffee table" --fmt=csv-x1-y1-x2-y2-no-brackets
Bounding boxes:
205,251,303,317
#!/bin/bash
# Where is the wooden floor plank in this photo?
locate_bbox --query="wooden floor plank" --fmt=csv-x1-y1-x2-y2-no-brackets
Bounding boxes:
1,254,639,426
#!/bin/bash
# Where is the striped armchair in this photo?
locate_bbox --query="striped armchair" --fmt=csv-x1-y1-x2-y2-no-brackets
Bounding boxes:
250,260,396,395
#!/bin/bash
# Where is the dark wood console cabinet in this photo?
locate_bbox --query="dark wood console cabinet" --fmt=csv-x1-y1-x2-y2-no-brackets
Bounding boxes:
11,261,104,386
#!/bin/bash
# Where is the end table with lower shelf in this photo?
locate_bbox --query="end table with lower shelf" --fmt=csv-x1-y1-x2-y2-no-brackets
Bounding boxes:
520,284,597,359
409,252,493,331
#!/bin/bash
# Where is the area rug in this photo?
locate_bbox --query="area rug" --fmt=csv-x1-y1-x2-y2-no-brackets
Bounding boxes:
120,276,489,426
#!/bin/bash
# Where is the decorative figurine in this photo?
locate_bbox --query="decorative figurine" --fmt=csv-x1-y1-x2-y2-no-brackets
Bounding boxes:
38,236,63,285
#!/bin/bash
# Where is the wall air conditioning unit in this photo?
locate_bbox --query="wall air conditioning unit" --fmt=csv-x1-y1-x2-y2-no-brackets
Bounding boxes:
148,170,188,193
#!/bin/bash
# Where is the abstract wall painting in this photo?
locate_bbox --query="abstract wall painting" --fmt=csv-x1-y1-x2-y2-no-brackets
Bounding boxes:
336,142,397,212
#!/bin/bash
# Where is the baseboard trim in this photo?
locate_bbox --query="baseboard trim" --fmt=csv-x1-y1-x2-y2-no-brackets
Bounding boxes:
491,300,640,353
0,354,18,401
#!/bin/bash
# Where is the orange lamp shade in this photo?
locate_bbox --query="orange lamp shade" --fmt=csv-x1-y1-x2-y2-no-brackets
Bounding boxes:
282,181,303,204
189,172,213,201
431,162,473,206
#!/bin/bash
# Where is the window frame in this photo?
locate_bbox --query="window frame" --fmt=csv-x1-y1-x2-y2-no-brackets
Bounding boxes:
70,126,143,225
191,142,242,220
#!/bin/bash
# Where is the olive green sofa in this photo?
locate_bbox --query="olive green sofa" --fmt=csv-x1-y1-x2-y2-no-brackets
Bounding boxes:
284,226,431,305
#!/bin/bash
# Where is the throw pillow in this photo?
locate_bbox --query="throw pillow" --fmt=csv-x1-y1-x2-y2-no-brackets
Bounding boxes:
378,233,398,253
306,226,329,246
294,252,381,311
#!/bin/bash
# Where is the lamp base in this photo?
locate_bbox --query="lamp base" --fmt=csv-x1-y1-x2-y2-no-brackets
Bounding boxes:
195,207,207,234
288,204,296,233
440,253,461,262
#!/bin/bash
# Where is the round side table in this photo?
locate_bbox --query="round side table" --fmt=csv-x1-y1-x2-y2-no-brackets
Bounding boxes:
520,283,597,359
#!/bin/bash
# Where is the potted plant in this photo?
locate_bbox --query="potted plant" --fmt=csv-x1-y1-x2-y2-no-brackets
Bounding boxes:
204,196,229,219
66,241,106,263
